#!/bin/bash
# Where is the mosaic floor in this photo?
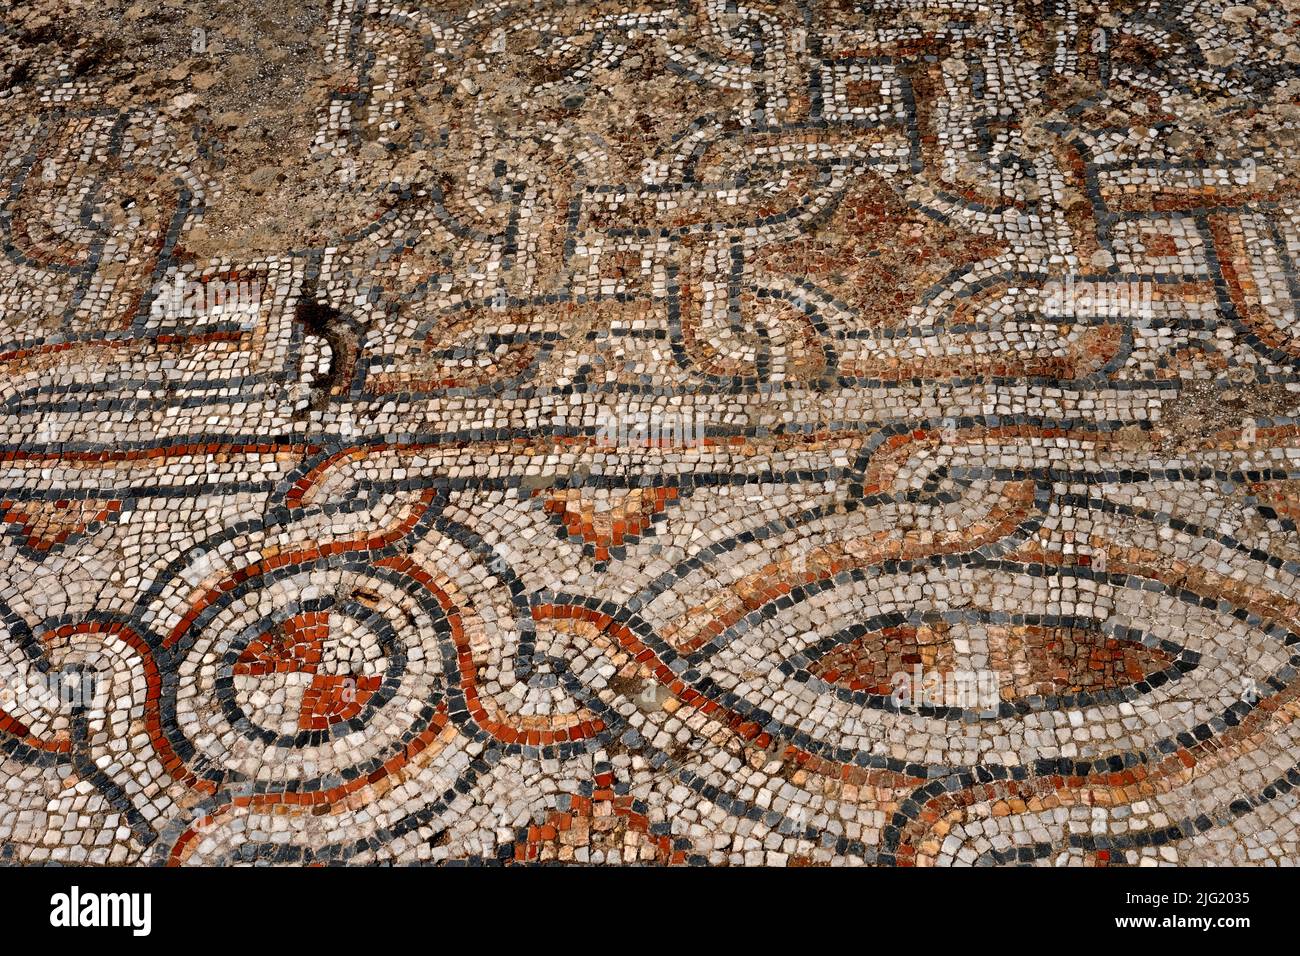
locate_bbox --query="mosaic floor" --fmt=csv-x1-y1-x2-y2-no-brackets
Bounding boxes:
0,0,1298,867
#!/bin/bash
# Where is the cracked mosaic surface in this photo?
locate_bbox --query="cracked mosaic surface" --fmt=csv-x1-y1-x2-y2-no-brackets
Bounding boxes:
1,0,1300,866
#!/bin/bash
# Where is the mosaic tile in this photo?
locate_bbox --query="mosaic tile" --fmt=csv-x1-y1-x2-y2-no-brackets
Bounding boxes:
0,0,1298,866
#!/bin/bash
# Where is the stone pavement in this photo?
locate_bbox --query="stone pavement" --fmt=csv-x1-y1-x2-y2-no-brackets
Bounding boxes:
1,0,1299,865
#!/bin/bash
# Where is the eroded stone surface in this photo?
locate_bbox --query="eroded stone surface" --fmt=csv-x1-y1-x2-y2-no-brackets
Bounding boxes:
1,0,1299,866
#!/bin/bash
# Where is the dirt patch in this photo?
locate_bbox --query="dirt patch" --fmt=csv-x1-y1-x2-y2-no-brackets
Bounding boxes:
1158,376,1300,448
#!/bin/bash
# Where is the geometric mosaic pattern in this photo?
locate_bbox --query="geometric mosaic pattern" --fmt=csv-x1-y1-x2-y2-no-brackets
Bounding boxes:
1,0,1299,865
